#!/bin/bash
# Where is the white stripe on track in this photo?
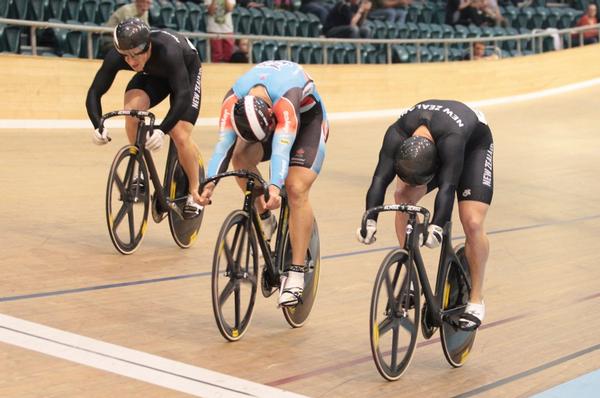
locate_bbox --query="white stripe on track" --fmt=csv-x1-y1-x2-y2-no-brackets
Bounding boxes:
0,313,308,398
2,77,600,129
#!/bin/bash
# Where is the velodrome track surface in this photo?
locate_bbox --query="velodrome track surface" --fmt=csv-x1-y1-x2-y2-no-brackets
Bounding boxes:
1,84,599,397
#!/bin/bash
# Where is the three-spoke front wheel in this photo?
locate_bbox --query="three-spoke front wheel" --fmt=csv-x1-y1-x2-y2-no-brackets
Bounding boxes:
105,145,149,255
211,210,259,342
369,249,420,381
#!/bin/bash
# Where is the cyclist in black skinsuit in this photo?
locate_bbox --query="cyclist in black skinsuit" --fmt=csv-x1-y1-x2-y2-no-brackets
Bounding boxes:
357,99,494,330
85,18,203,217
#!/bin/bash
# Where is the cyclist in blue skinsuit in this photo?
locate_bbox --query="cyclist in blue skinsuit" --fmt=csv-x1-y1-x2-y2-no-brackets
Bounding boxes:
199,61,329,307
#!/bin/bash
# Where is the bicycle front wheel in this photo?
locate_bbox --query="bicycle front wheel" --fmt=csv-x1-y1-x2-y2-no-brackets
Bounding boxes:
282,220,321,328
440,244,477,368
105,145,149,255
211,210,259,342
167,151,205,248
369,249,420,381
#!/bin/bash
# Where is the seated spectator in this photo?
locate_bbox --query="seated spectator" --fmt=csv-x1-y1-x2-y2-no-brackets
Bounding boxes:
207,0,236,62
573,4,599,46
367,0,410,24
464,41,499,60
100,0,152,55
274,0,295,11
300,0,334,25
446,0,471,25
457,0,496,26
229,38,250,63
483,0,506,26
323,0,372,38
236,0,264,8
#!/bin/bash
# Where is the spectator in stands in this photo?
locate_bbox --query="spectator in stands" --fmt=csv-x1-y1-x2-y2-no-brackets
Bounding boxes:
274,0,295,11
483,0,506,26
300,0,334,25
206,0,236,62
323,0,372,38
446,0,471,25
100,0,152,56
236,0,264,8
573,3,599,46
464,41,499,60
230,38,250,63
457,0,496,26
367,0,410,24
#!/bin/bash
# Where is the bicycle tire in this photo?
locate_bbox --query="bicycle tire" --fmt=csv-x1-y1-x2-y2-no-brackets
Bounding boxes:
211,210,259,342
440,244,477,368
167,154,205,249
105,145,149,255
282,220,321,328
369,249,420,381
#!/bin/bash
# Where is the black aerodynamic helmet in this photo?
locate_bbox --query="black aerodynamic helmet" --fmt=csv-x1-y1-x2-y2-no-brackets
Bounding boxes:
231,96,276,142
394,135,439,186
113,17,150,53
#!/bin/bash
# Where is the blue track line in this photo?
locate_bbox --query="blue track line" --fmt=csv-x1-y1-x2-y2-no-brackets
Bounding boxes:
1,214,599,303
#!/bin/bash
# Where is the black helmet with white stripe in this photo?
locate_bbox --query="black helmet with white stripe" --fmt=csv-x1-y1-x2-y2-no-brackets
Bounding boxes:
231,96,276,142
113,17,150,53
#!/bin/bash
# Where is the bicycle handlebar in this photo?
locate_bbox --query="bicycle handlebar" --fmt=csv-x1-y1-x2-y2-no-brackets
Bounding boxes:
202,169,271,203
99,110,156,136
360,204,431,237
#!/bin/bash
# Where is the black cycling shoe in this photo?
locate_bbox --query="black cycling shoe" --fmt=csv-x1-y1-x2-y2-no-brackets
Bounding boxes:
151,193,167,223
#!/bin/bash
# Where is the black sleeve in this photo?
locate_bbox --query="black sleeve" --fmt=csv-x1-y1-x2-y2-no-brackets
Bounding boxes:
159,48,193,133
365,122,404,221
431,133,466,227
85,50,126,129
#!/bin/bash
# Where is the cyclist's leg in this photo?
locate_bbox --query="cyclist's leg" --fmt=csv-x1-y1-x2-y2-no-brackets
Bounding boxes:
393,179,427,245
170,65,203,203
231,140,267,207
124,73,169,144
457,200,490,305
170,120,201,203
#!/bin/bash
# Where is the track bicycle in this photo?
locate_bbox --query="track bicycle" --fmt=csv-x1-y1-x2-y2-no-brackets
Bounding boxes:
102,110,205,254
361,204,476,381
205,170,320,342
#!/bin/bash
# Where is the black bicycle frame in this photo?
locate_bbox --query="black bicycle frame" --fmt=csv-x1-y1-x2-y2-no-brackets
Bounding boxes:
203,170,290,288
100,110,182,218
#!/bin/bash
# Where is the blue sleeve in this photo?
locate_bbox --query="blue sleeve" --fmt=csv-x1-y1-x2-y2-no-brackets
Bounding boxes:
207,130,237,178
269,132,295,188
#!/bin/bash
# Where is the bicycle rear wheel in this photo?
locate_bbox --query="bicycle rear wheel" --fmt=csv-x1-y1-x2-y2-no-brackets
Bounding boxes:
281,220,321,328
440,244,477,367
105,145,149,255
167,146,205,248
211,210,259,342
370,249,420,381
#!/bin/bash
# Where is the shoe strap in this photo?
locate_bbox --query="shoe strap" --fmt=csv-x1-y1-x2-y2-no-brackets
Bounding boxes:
284,264,306,273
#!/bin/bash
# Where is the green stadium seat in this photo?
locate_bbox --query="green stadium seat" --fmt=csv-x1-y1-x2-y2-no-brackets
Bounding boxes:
193,38,207,62
80,0,98,23
515,7,534,29
11,0,30,19
96,0,114,23
233,7,251,34
544,7,560,28
480,26,494,37
429,23,442,39
372,19,387,39
249,7,265,35
432,7,445,25
185,2,203,31
405,22,419,38
529,7,548,29
252,41,264,62
260,7,276,36
158,3,176,29
0,0,9,17
395,23,408,38
502,4,518,27
29,0,45,20
310,42,323,63
306,12,321,37
384,21,396,39
173,2,188,31
65,0,82,21
0,24,21,53
273,10,286,36
441,24,454,38
418,4,434,24
282,10,299,36
361,43,378,63
417,22,431,38
81,21,100,58
406,4,421,23
392,44,410,63
294,11,310,37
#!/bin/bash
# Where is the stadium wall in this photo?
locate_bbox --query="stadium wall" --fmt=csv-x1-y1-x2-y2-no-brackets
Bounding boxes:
1,44,599,121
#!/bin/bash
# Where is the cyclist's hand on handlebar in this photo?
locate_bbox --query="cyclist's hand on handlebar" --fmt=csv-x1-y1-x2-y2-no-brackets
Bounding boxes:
424,224,443,248
265,185,281,210
145,128,165,151
356,219,377,244
198,182,215,206
92,128,109,145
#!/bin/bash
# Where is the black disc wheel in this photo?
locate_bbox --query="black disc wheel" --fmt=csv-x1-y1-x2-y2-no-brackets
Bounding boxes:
105,145,150,255
369,249,420,381
440,244,477,367
167,153,205,248
211,210,259,342
281,220,321,328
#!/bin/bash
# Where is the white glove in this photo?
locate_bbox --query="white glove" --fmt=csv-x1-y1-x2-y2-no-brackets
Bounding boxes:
145,128,165,151
92,128,109,145
425,224,443,248
356,219,377,245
